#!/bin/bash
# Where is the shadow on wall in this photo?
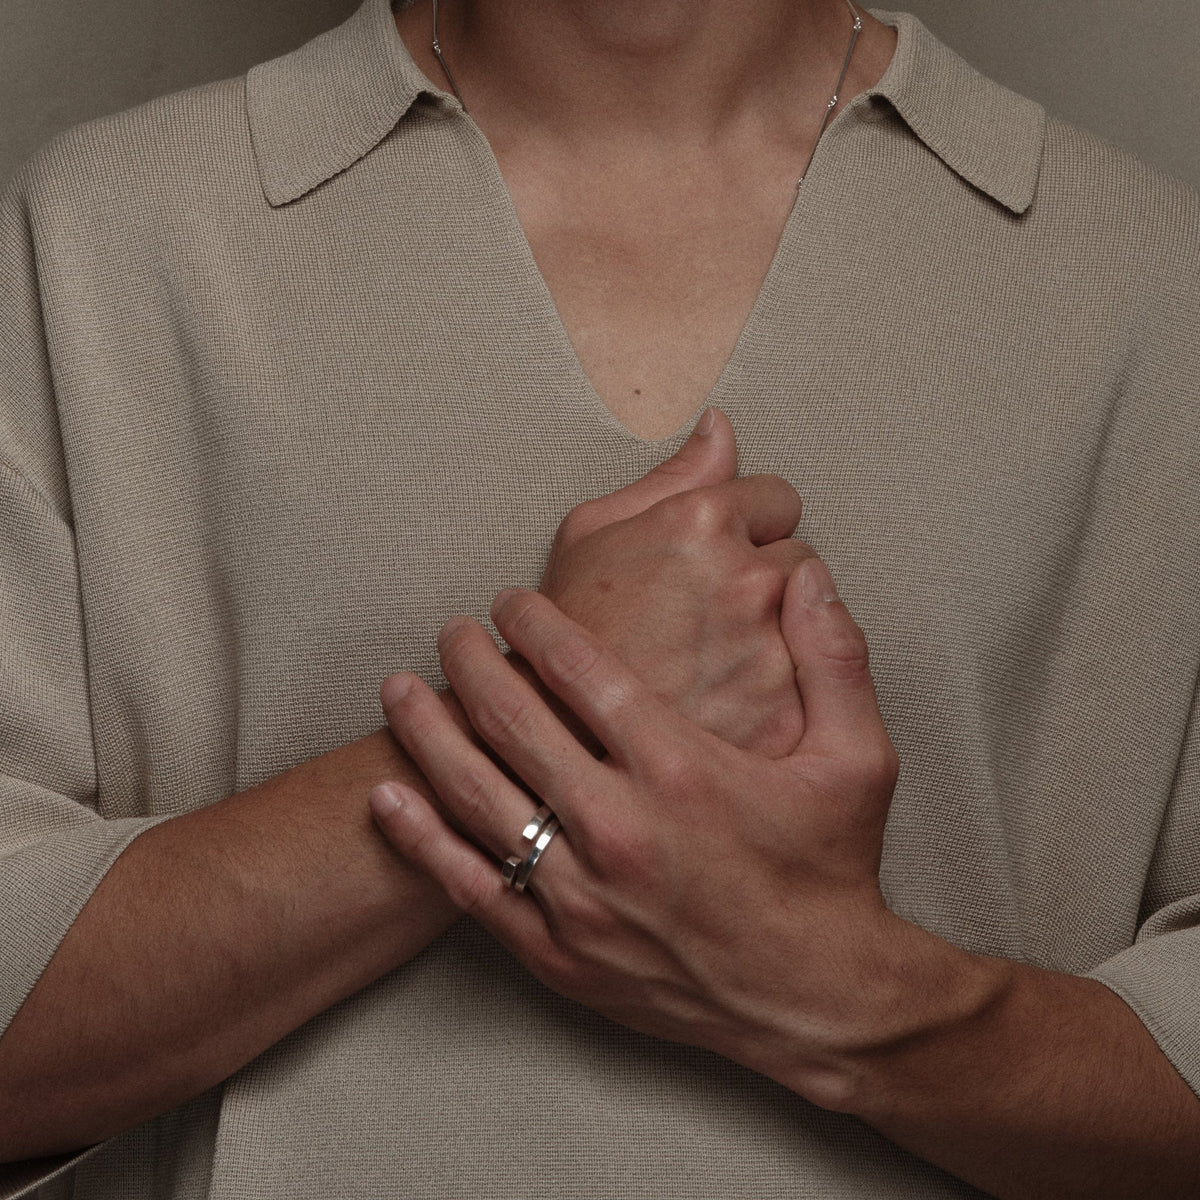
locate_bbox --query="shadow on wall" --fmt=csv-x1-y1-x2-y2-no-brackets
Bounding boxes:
0,0,361,185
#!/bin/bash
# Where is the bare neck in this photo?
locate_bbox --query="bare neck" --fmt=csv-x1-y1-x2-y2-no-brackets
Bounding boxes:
396,0,895,151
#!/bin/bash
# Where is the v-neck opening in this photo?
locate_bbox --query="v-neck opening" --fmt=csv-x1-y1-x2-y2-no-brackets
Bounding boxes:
456,112,825,450
390,9,867,450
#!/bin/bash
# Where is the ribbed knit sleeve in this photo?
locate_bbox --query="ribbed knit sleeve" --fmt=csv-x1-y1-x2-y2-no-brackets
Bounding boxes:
0,174,166,1197
1088,677,1200,1098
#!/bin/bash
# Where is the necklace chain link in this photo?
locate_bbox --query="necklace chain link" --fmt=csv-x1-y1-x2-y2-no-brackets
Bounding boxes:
429,0,862,187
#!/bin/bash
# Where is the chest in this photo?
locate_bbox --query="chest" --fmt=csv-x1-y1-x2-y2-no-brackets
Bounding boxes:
64,142,1188,914
501,160,803,439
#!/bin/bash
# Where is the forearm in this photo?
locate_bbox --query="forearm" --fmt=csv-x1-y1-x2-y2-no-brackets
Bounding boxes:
0,722,460,1163
814,917,1200,1199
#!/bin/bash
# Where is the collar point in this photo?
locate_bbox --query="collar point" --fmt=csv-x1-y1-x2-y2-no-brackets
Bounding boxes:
870,12,1046,217
247,0,424,211
260,176,308,209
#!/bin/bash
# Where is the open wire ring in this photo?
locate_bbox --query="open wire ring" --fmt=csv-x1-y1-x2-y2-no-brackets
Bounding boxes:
501,805,560,894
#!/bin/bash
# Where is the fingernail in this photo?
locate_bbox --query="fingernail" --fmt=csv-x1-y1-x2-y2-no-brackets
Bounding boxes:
380,672,414,708
437,615,470,647
369,782,404,818
695,408,716,436
800,556,839,606
492,588,519,616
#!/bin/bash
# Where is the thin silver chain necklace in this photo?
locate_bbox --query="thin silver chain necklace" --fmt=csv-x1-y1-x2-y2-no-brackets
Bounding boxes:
430,0,862,187
797,0,862,184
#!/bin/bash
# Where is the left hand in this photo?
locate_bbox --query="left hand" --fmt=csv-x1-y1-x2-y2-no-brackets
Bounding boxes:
535,410,810,759
371,556,902,1102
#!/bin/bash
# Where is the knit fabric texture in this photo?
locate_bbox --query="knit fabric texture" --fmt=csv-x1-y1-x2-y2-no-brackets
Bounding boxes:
1,0,1198,1195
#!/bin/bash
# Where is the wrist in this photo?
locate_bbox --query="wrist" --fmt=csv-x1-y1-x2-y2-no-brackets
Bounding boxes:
783,910,1013,1117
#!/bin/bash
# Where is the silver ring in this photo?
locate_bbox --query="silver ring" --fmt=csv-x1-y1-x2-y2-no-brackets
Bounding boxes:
501,806,560,894
521,804,554,843
501,805,550,888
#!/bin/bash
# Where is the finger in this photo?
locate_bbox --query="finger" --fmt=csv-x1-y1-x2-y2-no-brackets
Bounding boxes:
432,616,614,822
380,670,544,860
563,408,737,539
489,589,687,768
648,475,802,550
780,558,898,783
721,474,803,546
369,780,554,946
757,535,816,576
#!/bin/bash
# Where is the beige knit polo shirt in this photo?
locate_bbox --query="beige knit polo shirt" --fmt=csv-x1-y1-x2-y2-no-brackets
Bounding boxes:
1,0,1198,1195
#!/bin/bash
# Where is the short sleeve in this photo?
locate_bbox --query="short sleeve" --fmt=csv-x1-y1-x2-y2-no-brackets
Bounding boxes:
0,171,165,1193
1087,675,1200,1098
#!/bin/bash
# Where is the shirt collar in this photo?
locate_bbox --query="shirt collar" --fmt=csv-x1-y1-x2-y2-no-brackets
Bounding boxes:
248,0,433,207
248,0,1045,214
867,11,1045,213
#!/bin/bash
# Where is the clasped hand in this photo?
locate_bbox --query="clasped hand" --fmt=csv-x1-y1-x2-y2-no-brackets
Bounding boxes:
371,411,902,1104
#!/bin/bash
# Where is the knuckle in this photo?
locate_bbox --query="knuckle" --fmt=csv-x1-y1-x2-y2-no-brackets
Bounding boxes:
453,766,500,827
543,631,603,689
873,743,902,790
820,617,874,682
472,690,538,748
643,743,696,799
402,815,443,866
843,739,899,793
684,490,728,536
552,883,610,939
555,499,601,547
723,558,787,616
446,860,493,916
591,836,650,890
657,489,727,541
502,591,543,639
765,473,803,510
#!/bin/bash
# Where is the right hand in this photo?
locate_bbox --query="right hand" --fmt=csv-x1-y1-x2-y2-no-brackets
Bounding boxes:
538,409,812,759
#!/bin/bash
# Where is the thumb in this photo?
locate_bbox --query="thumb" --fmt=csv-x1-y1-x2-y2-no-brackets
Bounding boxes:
582,408,738,530
780,557,896,780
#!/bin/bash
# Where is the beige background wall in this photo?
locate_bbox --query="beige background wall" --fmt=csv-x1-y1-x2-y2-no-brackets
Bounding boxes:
904,0,1199,188
2,0,1198,189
